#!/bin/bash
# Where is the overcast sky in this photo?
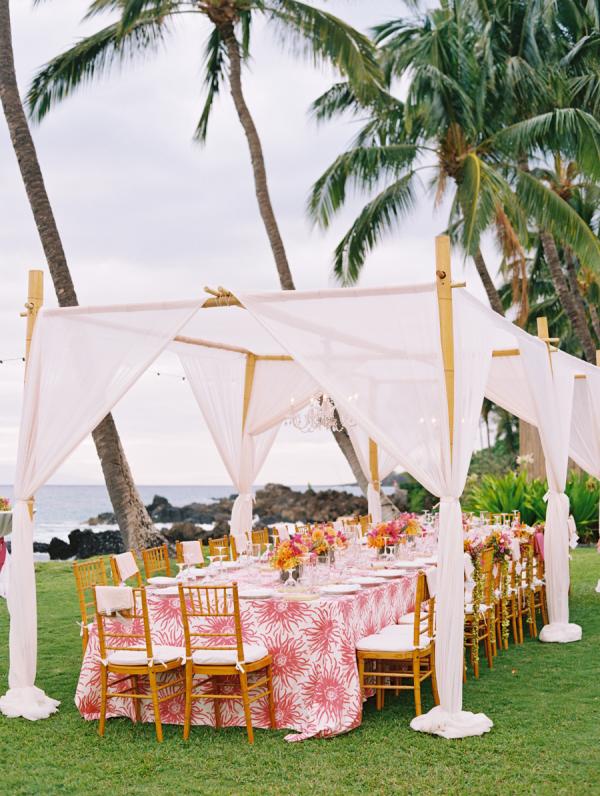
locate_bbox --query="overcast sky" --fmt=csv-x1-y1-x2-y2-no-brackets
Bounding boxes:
0,1,494,486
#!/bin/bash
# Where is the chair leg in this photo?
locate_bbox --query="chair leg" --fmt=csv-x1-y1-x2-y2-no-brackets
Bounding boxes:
183,664,193,741
82,627,89,656
148,669,163,743
99,666,108,737
132,676,141,722
412,655,422,717
528,592,537,638
213,675,222,729
541,589,549,626
357,656,365,699
267,665,276,729
484,625,493,670
430,652,440,706
240,672,254,744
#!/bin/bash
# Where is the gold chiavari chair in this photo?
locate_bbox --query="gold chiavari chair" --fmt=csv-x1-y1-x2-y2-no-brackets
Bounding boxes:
359,514,371,536
529,546,548,633
356,570,438,716
175,540,205,566
73,558,107,654
95,585,185,742
178,582,275,744
142,544,172,579
208,535,231,561
230,527,270,561
464,547,495,678
110,551,143,587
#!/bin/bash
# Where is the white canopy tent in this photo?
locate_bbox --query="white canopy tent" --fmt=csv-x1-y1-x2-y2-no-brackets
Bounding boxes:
2,238,597,738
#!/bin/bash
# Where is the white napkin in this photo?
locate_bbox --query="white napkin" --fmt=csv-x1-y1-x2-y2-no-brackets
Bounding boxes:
181,540,204,564
425,566,437,598
95,586,134,615
113,552,138,582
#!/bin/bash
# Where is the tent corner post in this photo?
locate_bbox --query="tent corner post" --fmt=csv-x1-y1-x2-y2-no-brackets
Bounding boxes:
22,269,44,519
368,438,380,491
596,350,600,368
435,235,454,459
242,353,257,433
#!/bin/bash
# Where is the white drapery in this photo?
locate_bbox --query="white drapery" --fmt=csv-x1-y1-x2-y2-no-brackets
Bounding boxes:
240,284,494,738
346,426,397,523
1,300,202,720
176,345,318,549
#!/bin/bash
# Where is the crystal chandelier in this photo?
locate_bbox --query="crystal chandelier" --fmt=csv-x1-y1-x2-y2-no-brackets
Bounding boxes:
287,394,353,433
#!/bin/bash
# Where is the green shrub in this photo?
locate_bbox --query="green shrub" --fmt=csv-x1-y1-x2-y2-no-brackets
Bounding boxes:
463,469,599,542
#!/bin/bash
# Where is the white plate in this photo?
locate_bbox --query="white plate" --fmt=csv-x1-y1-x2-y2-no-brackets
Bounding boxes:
421,557,437,565
348,576,386,586
394,561,425,570
377,569,408,578
147,576,179,586
155,586,181,596
238,587,274,600
219,560,242,570
320,584,362,595
186,567,208,577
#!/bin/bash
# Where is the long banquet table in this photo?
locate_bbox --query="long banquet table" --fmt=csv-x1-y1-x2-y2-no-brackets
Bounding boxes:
75,571,416,741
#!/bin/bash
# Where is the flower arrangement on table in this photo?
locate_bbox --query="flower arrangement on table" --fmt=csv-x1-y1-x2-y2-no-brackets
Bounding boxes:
308,524,348,557
367,521,401,550
269,534,308,572
0,498,11,512
0,498,12,539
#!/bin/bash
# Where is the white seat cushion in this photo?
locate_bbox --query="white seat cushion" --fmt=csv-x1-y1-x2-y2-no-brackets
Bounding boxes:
383,613,429,629
191,643,269,666
356,626,433,653
107,645,185,666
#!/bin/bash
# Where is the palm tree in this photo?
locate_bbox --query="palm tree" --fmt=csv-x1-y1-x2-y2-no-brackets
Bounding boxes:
308,3,600,326
27,0,382,494
0,0,156,549
27,0,381,293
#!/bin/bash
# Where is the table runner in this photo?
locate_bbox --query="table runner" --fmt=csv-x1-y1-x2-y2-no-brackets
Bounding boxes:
75,575,415,741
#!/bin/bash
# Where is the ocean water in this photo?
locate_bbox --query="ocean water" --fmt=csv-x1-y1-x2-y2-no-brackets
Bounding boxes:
0,483,364,544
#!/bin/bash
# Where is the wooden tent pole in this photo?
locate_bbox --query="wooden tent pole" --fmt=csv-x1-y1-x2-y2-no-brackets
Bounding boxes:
242,353,257,432
596,350,600,368
368,438,380,491
21,269,44,518
435,235,455,459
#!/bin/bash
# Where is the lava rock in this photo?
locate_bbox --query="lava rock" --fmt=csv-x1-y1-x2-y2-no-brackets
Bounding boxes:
69,528,125,559
48,537,72,560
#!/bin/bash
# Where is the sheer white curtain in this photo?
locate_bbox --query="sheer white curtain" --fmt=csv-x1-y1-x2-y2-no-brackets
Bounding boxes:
177,345,317,549
346,425,397,523
1,300,202,721
240,284,494,738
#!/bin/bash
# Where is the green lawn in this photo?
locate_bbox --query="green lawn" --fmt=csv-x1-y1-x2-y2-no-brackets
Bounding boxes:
0,550,599,796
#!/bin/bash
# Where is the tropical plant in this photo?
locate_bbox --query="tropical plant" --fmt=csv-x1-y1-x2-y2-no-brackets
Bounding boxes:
565,471,599,543
0,0,156,549
27,0,383,497
308,1,600,330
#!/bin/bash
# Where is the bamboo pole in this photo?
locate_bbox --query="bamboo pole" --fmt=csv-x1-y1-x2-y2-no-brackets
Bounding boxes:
596,350,600,368
242,354,257,432
368,438,380,491
21,270,44,518
435,235,455,458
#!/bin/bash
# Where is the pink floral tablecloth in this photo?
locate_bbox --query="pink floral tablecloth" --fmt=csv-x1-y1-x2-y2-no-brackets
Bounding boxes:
75,575,415,741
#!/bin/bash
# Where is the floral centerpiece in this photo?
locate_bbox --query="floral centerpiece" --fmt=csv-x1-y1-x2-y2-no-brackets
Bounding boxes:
367,520,402,551
269,534,307,581
308,525,347,559
0,498,12,537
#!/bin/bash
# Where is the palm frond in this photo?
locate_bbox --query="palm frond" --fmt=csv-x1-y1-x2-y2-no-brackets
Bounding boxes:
517,170,600,271
27,10,171,121
264,1,383,95
308,144,420,228
332,174,417,285
193,26,227,144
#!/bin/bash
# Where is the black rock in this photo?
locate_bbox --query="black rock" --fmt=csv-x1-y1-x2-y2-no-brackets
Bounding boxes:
33,542,49,553
48,537,72,560
69,528,125,559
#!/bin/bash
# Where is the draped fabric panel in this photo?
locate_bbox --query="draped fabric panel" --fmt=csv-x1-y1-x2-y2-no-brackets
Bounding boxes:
346,425,397,523
1,300,202,720
239,284,494,738
177,346,318,550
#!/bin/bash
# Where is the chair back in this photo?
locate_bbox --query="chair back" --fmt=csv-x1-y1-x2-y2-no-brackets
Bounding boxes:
359,514,371,536
73,558,107,626
413,570,435,648
142,544,171,579
178,583,244,661
95,585,152,661
176,540,204,565
208,536,230,560
110,551,143,586
480,547,495,606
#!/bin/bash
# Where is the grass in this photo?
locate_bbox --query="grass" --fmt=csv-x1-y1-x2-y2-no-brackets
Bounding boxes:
0,550,599,796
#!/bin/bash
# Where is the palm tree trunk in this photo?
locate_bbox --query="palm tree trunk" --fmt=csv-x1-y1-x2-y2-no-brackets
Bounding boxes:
221,23,295,291
565,248,600,345
539,231,596,362
0,0,156,550
473,248,504,315
220,21,386,502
